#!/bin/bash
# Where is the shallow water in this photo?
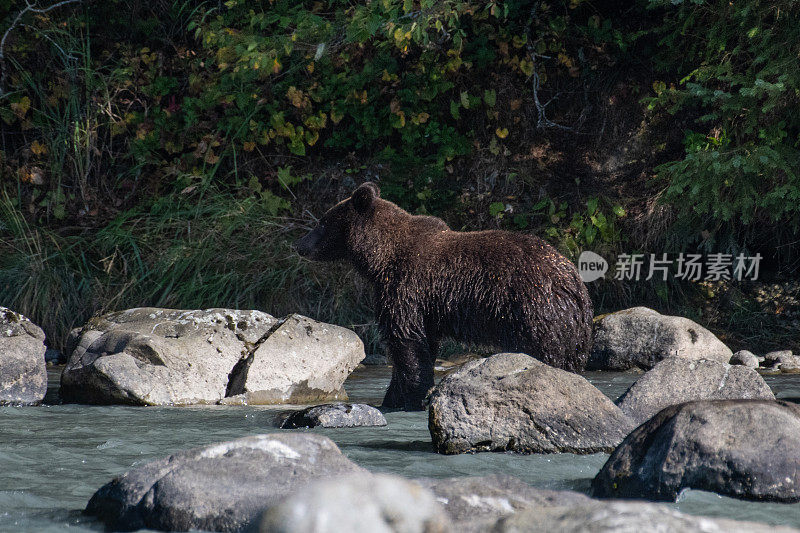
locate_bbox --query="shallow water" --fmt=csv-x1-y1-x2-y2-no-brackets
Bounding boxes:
1,366,799,532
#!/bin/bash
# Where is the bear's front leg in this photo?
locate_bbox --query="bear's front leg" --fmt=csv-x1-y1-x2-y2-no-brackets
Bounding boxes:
382,338,434,411
382,367,404,409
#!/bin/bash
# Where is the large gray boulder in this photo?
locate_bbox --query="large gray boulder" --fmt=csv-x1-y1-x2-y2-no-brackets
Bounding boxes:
0,307,47,405
428,353,635,454
86,433,364,532
61,308,364,405
616,357,774,425
588,307,733,371
416,475,590,531
491,500,798,533
280,403,387,429
258,473,451,533
592,400,800,502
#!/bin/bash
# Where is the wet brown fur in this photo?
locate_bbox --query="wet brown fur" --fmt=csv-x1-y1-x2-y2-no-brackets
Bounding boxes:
294,183,593,410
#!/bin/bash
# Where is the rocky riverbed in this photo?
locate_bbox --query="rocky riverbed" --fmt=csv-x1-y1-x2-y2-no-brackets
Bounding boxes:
2,306,800,531
0,365,797,531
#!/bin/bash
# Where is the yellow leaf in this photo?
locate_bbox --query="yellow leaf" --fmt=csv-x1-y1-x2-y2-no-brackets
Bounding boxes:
272,57,281,74
11,96,31,119
495,127,509,139
412,112,429,125
30,140,47,156
286,86,307,108
306,62,315,74
243,141,256,152
330,107,343,124
519,59,534,77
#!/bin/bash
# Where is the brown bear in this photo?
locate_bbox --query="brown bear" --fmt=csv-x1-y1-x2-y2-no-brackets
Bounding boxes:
294,182,593,410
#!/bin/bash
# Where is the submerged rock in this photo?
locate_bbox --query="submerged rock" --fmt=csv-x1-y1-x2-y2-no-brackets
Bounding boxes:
730,349,759,368
763,350,800,374
0,307,47,405
416,475,590,530
258,473,451,533
588,307,732,371
592,399,800,502
764,350,794,365
61,308,364,405
616,357,774,425
427,353,635,455
86,433,363,532
492,500,798,533
280,403,386,428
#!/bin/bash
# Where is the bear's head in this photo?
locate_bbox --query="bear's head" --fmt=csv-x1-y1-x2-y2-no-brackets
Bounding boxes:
293,182,381,261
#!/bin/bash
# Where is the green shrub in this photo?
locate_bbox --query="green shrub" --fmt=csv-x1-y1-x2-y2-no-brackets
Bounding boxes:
646,0,800,251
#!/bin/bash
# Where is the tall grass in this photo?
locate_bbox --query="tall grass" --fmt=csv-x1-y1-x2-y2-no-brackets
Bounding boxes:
0,188,380,352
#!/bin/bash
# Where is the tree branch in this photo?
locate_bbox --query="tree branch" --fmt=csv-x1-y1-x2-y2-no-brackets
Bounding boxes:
0,0,81,97
525,3,583,134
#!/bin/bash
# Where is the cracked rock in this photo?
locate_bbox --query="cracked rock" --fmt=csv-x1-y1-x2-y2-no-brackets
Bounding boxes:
588,307,733,371
427,353,635,455
0,307,47,405
226,314,365,405
616,357,774,425
61,308,364,405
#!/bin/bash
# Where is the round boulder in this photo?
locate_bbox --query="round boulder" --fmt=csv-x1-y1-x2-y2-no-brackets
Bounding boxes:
588,307,732,371
0,307,47,405
258,473,451,533
615,357,774,425
592,399,800,502
730,350,759,368
86,433,364,532
428,353,635,454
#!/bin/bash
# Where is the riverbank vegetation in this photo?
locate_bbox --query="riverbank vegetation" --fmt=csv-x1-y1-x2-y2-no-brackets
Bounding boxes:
1,0,798,352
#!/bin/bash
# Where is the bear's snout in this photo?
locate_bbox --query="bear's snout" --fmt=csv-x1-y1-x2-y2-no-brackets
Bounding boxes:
293,226,322,259
292,236,313,257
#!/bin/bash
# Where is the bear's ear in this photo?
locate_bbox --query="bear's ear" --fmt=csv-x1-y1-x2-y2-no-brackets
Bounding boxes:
352,182,380,213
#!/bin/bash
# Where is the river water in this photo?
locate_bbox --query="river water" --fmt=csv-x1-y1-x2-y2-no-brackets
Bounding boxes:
1,366,799,532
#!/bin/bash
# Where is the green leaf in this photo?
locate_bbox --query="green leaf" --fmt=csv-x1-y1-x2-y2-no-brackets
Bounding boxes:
450,100,461,119
483,89,496,107
489,202,505,217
